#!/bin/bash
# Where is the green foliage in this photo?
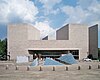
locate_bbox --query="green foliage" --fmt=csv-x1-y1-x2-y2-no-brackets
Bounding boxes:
98,48,100,61
0,38,7,60
98,48,100,57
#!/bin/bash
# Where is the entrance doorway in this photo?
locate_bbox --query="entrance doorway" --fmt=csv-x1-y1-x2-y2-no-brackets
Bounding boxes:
28,50,79,60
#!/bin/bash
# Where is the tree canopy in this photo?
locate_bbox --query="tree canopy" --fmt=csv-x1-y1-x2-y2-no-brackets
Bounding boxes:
98,48,100,57
0,38,7,60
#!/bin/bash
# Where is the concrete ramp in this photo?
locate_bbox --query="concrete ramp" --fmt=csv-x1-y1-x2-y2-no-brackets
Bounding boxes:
44,58,64,65
30,58,38,66
58,53,77,64
16,56,28,63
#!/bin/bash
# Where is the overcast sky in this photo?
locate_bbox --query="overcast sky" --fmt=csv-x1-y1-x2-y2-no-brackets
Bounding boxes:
0,0,100,47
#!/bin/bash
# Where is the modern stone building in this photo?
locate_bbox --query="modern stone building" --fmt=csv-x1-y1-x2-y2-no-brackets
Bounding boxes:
7,23,98,60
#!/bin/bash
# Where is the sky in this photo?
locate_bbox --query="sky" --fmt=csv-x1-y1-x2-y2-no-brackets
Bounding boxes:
0,0,100,47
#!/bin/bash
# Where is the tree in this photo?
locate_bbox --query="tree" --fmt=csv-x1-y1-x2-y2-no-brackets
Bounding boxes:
98,48,100,58
0,38,7,60
87,54,93,59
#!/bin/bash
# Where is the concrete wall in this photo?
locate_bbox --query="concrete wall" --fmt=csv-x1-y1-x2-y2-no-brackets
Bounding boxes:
89,24,98,58
28,25,40,40
8,24,28,60
8,23,40,60
57,24,89,59
56,24,69,40
69,24,89,59
27,24,89,59
8,23,98,60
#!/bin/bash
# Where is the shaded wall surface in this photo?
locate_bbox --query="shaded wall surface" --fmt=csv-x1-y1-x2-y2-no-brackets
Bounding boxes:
56,24,69,40
89,24,98,58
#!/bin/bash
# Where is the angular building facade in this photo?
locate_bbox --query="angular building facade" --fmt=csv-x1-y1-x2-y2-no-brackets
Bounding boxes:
89,24,98,58
8,24,40,59
7,23,98,60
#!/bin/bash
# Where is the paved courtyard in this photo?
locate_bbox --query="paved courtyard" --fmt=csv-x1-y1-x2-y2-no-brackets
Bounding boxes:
0,61,100,80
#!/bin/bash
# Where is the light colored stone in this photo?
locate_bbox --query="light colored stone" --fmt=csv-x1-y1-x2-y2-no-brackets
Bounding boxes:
7,23,98,60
